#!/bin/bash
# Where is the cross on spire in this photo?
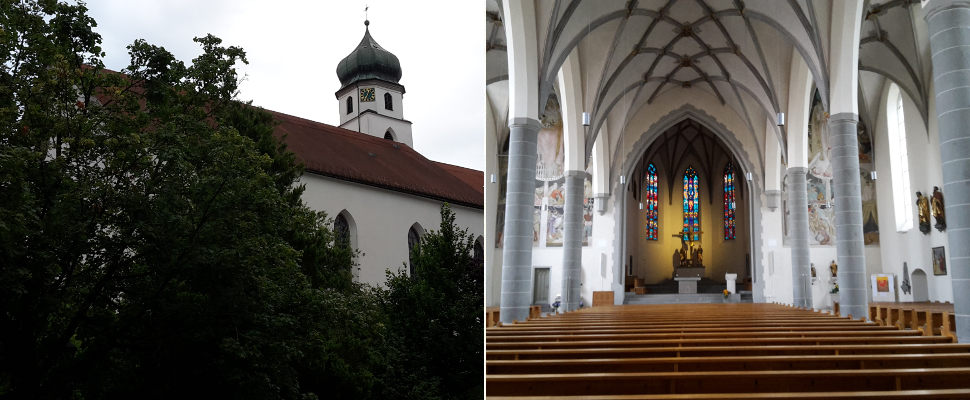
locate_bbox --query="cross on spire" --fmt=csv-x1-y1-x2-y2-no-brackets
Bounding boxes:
364,5,369,27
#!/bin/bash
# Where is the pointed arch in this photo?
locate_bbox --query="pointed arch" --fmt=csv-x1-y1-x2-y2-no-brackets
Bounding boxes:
474,236,484,268
335,210,358,280
334,210,357,249
384,128,396,141
644,163,659,240
407,222,425,276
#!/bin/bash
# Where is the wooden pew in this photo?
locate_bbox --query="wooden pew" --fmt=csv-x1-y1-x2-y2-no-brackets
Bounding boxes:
486,303,966,398
487,367,970,396
485,388,970,399
487,343,970,361
487,353,970,374
487,307,500,327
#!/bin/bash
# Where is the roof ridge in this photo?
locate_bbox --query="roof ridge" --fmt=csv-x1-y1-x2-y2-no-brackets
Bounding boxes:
264,108,422,151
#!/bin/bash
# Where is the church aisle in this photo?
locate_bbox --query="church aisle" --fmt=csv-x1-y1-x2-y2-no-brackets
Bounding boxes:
485,304,970,398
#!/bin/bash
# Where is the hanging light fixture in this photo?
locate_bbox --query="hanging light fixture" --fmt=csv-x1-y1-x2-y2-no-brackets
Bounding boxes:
776,112,785,126
620,175,626,185
639,202,644,210
582,111,591,126
489,173,497,183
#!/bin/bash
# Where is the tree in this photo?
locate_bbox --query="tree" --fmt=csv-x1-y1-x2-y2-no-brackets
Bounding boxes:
0,1,373,398
383,204,484,399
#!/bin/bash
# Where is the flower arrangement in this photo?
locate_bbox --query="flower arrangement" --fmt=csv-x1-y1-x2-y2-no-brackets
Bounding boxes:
722,289,730,298
830,283,839,294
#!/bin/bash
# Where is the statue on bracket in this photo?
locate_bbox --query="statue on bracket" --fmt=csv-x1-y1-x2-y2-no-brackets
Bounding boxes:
829,260,838,278
916,191,931,234
932,186,946,232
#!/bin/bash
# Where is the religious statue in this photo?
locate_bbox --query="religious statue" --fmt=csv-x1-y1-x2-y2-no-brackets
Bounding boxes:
678,236,689,267
673,230,703,268
932,186,946,232
917,191,931,234
829,260,838,278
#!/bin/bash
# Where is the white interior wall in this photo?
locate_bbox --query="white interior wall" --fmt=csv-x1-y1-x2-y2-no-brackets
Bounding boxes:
873,80,952,302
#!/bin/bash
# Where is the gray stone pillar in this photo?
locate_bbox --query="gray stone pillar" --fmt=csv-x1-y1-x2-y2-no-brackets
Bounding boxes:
828,113,867,320
500,118,541,324
925,0,970,343
787,167,812,309
561,171,585,312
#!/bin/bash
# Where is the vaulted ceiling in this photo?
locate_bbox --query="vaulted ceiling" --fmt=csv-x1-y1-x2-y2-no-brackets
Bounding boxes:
488,0,932,174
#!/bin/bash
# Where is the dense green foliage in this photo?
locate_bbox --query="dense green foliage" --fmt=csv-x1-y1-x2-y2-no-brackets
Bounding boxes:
0,1,481,399
384,205,485,399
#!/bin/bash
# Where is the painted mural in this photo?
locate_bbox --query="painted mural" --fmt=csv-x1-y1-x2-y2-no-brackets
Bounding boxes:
788,89,878,246
493,93,596,249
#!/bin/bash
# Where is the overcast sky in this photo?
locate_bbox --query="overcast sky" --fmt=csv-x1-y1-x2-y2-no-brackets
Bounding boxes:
85,0,484,171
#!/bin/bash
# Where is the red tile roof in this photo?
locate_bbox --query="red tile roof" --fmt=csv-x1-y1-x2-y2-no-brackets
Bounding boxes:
267,109,483,208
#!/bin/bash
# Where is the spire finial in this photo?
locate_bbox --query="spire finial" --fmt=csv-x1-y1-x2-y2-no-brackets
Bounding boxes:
364,5,369,28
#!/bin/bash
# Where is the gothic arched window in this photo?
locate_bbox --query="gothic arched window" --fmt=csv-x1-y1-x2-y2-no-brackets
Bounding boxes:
346,96,353,114
644,163,659,240
407,224,422,276
335,213,351,246
384,129,394,140
473,236,484,268
683,166,700,241
384,92,393,111
887,83,913,231
723,162,736,240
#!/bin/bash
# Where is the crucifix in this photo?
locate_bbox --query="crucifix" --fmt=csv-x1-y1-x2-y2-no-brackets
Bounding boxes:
672,229,704,267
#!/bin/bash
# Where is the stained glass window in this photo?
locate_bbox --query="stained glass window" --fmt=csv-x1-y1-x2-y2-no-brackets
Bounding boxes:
723,162,737,240
644,163,659,240
683,166,700,241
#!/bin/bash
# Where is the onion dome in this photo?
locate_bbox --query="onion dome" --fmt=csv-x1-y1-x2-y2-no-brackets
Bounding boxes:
336,20,402,88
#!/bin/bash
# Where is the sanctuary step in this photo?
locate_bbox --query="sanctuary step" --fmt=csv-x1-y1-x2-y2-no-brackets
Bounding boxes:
639,277,727,294
624,293,746,305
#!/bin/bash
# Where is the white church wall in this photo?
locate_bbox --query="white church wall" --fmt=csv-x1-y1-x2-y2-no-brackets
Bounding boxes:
582,191,617,305
299,173,483,287
872,81,952,303
761,200,793,305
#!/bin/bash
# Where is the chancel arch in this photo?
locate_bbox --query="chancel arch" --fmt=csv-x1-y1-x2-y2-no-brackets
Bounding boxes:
623,118,753,289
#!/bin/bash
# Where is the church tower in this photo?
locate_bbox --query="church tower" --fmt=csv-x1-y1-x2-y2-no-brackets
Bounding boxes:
335,20,413,147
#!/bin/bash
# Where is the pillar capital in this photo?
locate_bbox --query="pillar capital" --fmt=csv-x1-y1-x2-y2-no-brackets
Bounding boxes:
508,117,541,131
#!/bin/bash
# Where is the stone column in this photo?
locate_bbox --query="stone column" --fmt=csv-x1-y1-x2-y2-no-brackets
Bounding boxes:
500,118,541,324
828,114,867,320
561,170,585,312
925,0,970,343
787,167,812,309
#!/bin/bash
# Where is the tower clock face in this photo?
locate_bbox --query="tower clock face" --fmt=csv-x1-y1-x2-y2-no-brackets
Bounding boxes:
359,87,375,102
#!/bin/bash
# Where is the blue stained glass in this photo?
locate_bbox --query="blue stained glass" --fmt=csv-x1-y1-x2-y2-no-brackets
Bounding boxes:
723,162,736,240
683,166,700,241
644,163,658,240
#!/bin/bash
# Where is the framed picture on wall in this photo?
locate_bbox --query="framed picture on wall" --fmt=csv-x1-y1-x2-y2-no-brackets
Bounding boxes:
932,246,947,276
